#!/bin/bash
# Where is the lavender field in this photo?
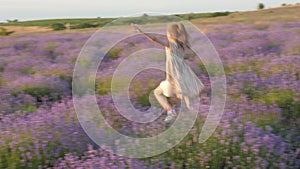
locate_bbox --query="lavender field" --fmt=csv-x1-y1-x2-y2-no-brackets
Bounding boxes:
0,7,300,169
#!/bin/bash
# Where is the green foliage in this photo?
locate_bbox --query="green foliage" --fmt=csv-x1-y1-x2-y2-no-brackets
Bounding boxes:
224,64,246,75
108,15,180,26
13,41,31,50
236,83,296,131
249,111,281,129
295,29,300,34
0,27,14,36
107,47,123,60
255,89,300,125
175,11,231,20
59,75,72,90
0,76,4,86
197,62,211,77
291,45,300,55
44,42,62,60
6,19,18,23
258,89,293,105
198,62,223,77
127,42,135,47
266,90,299,123
148,122,260,169
210,11,232,17
241,82,261,100
0,18,114,27
20,67,35,75
281,100,300,124
258,3,265,10
0,138,69,169
253,24,269,30
130,79,159,107
15,86,63,103
18,104,37,113
96,77,112,95
24,87,56,101
51,23,66,31
0,137,32,169
70,22,98,29
136,87,152,107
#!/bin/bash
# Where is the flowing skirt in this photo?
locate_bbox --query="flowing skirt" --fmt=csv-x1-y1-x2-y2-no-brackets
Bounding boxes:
160,55,204,98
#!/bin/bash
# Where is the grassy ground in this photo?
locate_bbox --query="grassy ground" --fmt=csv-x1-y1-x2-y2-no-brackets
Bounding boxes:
0,5,299,35
192,5,300,26
0,18,114,27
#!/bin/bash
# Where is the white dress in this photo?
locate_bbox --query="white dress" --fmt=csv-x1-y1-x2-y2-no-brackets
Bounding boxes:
160,41,204,98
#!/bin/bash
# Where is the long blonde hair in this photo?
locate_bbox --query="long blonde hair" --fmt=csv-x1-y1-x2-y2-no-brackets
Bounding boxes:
167,22,191,49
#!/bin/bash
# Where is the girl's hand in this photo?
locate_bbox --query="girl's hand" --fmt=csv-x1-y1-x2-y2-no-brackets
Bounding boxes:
131,23,142,33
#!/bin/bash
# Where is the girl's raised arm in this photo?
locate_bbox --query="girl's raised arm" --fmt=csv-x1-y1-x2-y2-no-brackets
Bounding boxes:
131,23,169,48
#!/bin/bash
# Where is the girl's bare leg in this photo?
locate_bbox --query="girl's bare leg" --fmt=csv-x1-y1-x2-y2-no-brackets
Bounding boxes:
183,96,191,110
154,86,172,111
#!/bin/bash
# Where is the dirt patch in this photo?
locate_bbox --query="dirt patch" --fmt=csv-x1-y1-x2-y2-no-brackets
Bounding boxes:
0,26,52,35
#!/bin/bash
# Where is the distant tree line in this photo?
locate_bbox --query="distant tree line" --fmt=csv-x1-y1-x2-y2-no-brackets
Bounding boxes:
258,3,265,9
258,2,300,9
6,19,18,23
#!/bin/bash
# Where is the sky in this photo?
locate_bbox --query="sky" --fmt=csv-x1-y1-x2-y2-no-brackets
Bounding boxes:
1,0,299,22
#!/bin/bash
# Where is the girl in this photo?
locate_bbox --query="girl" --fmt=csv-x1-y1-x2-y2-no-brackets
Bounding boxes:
131,22,204,122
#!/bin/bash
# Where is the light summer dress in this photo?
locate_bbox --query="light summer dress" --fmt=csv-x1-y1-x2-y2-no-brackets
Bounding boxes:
159,41,204,98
